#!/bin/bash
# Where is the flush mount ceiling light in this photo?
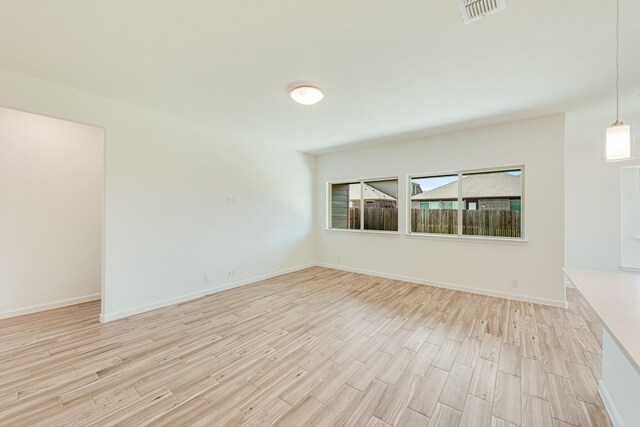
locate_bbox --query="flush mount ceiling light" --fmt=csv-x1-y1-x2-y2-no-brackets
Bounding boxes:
289,85,324,105
604,0,635,162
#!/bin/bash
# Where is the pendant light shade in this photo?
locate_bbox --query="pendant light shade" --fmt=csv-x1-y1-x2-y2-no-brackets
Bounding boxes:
603,0,635,162
605,122,634,162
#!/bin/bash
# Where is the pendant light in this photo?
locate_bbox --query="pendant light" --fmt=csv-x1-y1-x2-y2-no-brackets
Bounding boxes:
604,0,635,162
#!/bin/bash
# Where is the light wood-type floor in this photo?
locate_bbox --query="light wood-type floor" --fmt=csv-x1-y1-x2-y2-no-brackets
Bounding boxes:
0,267,612,426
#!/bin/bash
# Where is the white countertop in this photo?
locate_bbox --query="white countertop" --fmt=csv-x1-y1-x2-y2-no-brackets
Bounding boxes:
564,268,640,374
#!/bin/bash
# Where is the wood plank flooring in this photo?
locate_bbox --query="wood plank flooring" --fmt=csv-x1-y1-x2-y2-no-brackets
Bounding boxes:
0,267,612,426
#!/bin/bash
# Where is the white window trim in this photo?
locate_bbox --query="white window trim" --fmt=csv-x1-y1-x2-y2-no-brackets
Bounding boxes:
326,176,400,234
407,165,526,240
404,232,529,245
325,228,401,237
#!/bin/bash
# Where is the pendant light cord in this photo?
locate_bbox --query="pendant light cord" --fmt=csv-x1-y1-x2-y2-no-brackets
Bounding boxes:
616,0,620,122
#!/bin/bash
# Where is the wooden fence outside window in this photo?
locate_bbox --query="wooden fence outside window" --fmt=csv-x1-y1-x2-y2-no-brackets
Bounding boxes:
347,207,521,238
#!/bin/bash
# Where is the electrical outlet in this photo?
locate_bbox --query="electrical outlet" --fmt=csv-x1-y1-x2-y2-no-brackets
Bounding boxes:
227,269,238,278
203,275,210,284
226,195,238,204
511,279,519,289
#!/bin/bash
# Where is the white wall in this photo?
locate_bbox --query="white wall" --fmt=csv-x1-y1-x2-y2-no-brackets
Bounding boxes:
3,59,634,322
0,67,316,322
316,115,566,306
0,107,103,318
621,167,640,271
565,95,640,272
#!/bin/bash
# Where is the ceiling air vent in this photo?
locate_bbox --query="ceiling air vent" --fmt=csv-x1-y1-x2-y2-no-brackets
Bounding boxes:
458,0,506,24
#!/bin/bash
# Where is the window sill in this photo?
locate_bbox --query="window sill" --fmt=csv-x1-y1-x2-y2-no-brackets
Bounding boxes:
325,228,400,237
405,232,528,245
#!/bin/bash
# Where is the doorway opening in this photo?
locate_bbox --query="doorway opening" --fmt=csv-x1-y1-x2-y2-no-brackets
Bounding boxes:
0,106,104,320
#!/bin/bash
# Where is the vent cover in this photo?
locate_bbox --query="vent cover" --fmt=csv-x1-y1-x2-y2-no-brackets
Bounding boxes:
458,0,506,24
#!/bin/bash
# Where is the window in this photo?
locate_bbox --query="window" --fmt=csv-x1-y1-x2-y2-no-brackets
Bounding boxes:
329,178,398,232
410,175,459,234
419,201,442,209
411,182,423,196
410,167,523,239
443,201,459,210
330,182,360,229
462,169,522,237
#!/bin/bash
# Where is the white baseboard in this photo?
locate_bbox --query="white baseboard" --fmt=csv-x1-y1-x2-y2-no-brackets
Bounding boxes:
564,276,576,288
6,262,566,323
598,380,625,427
0,293,101,320
99,263,316,323
317,263,568,308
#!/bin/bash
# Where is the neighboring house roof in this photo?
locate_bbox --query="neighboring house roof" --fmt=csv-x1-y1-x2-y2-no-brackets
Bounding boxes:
412,173,521,201
350,183,396,201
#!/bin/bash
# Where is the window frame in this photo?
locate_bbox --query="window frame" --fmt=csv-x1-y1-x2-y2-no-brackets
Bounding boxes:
326,176,400,234
407,165,525,240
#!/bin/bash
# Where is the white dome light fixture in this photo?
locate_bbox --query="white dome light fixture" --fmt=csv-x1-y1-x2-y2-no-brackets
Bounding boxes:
289,85,324,105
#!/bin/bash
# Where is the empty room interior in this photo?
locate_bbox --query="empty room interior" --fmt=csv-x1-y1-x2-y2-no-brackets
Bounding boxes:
1,1,640,426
